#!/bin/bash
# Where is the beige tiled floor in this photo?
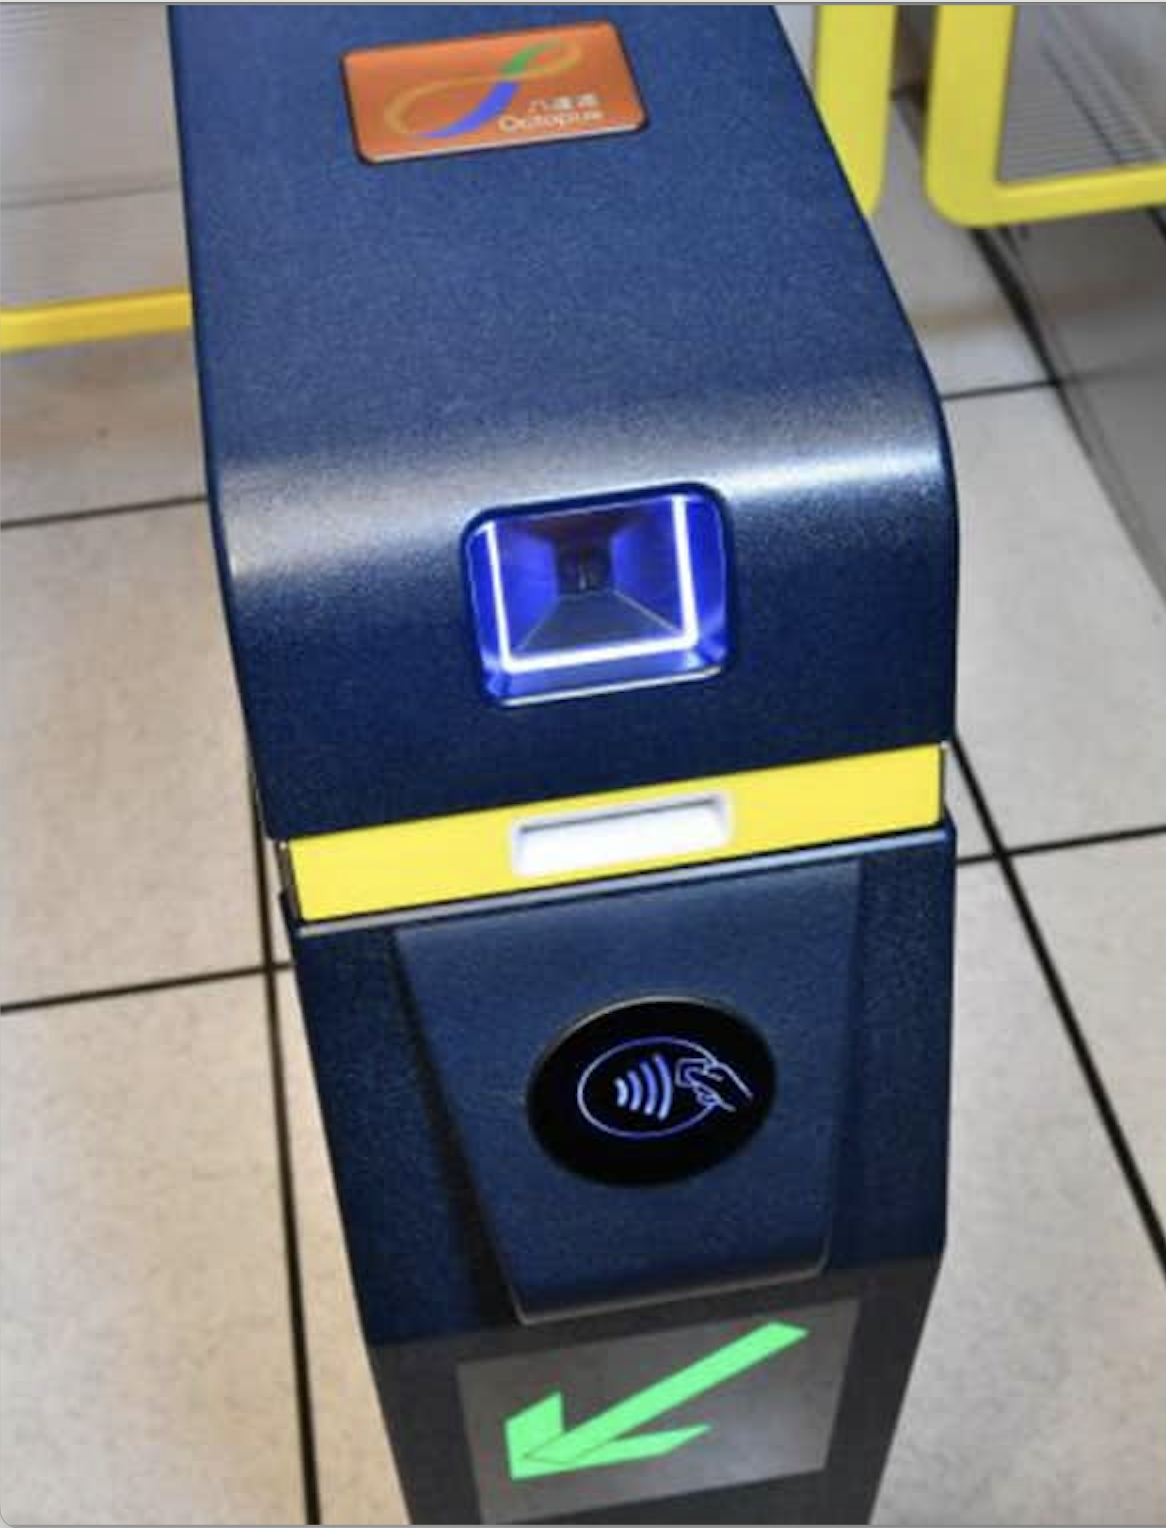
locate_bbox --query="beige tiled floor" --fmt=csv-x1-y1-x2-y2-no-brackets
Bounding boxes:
953,388,1166,847
3,55,1165,1528
1020,837,1166,1229
1,504,258,1005
0,980,302,1525
0,335,204,524
877,867,1166,1527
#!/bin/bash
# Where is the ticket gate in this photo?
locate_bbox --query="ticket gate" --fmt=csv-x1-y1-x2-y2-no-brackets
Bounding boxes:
171,7,958,1521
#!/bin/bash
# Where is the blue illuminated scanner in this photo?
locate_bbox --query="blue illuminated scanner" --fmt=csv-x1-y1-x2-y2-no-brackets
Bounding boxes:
464,489,730,703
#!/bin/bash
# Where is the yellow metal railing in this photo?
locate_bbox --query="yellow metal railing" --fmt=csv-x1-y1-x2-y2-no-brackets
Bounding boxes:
924,5,1166,226
813,4,897,215
3,3,1164,354
0,287,191,355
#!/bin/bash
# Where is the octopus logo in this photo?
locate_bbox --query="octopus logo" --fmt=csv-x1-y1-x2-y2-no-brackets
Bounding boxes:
386,38,583,140
343,23,645,164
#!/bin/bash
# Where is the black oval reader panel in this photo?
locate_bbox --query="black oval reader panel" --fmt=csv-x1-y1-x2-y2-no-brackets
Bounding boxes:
529,999,776,1185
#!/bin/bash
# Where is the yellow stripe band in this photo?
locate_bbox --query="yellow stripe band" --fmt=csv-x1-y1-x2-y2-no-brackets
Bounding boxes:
286,744,943,923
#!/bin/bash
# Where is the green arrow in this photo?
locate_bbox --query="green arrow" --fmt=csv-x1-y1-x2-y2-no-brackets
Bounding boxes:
505,1320,807,1480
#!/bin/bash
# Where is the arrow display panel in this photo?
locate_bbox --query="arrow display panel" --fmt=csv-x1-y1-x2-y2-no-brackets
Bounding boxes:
457,1301,858,1522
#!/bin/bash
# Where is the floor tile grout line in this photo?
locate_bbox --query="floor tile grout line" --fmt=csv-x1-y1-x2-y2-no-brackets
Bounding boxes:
251,796,322,1527
0,492,204,533
954,735,1166,1282
1009,822,1166,860
939,377,1055,406
959,821,1166,868
973,229,1065,393
0,961,273,1016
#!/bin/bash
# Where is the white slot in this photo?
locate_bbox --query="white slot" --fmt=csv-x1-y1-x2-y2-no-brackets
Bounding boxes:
512,793,731,879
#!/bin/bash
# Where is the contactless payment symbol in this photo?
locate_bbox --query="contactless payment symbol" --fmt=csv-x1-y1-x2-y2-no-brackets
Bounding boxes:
343,22,646,164
529,999,775,1184
578,1036,755,1140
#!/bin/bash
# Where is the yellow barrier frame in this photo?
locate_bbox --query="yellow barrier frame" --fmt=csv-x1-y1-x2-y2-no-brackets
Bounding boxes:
812,4,897,215
0,287,191,356
924,4,1166,227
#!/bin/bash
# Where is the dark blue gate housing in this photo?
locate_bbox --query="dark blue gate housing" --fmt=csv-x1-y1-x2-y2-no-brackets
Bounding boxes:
172,7,958,1523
